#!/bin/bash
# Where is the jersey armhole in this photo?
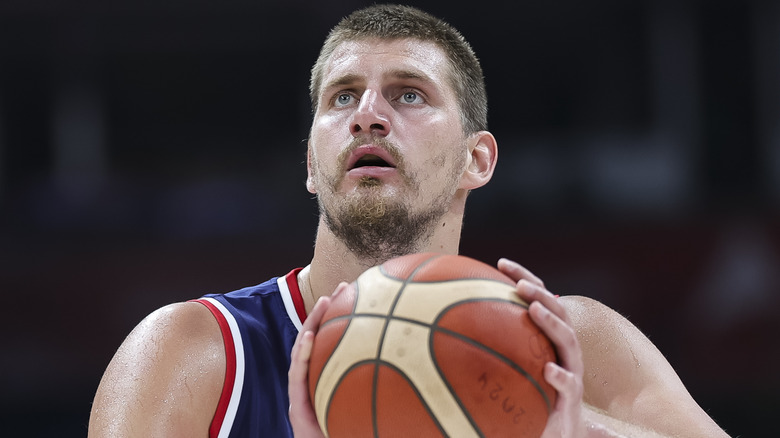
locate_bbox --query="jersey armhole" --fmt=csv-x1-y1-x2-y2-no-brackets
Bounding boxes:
190,297,244,438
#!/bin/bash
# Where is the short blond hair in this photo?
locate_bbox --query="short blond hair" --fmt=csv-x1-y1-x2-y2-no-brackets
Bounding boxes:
309,4,488,133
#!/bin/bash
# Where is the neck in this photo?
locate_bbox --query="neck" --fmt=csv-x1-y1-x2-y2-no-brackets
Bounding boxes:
298,209,464,313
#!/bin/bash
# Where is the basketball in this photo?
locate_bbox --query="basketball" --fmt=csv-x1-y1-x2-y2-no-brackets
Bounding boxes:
307,252,558,437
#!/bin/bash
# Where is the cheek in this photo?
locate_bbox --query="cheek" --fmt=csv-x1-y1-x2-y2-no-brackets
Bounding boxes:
429,149,449,168
310,118,350,167
313,112,350,138
420,138,466,177
308,148,343,195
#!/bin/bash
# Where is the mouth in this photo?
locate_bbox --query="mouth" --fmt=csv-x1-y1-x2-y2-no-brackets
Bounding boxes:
352,154,392,168
346,146,398,171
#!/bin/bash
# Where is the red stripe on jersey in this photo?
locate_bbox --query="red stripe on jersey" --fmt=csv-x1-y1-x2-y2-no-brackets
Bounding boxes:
285,268,307,323
192,298,237,438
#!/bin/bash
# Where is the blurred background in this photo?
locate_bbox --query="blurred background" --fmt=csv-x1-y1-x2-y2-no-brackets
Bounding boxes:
1,0,778,436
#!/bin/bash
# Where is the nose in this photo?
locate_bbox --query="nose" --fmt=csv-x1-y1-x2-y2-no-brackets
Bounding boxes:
350,89,390,137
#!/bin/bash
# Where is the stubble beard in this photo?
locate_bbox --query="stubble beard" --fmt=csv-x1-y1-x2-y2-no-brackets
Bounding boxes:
314,139,464,266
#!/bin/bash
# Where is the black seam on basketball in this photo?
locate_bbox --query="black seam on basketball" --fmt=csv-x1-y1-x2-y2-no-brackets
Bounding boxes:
315,258,544,436
429,300,555,417
318,312,391,329
323,360,374,435
323,359,449,437
377,359,449,436
317,280,526,330
373,253,442,438
422,299,531,437
328,298,530,435
319,297,528,330
431,326,554,412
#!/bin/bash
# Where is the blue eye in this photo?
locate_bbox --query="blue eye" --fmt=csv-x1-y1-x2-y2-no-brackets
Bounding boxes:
335,93,353,107
401,91,420,104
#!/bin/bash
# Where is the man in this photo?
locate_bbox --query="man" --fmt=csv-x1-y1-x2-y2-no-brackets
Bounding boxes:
89,5,729,437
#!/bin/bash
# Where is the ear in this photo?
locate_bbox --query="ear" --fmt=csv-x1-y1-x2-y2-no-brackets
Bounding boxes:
458,130,498,190
306,141,317,194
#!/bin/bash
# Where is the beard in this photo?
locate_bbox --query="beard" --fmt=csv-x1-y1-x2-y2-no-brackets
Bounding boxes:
312,137,465,265
318,179,451,265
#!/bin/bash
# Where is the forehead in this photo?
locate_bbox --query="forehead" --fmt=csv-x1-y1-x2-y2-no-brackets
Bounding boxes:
322,38,454,90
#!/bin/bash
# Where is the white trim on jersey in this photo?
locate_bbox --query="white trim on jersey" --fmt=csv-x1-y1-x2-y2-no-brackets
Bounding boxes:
277,276,303,331
202,297,246,438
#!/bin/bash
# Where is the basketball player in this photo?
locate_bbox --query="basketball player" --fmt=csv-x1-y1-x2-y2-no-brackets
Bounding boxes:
89,5,729,437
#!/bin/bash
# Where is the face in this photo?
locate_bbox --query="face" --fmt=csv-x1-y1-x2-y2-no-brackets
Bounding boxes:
307,38,471,261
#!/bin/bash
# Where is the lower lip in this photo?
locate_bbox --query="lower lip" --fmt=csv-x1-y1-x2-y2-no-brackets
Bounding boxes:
347,166,398,179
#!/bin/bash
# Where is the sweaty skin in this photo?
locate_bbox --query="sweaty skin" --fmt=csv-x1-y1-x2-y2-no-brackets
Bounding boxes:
90,30,729,438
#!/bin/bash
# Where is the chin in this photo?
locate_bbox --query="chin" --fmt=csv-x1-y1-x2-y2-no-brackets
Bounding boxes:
357,176,382,188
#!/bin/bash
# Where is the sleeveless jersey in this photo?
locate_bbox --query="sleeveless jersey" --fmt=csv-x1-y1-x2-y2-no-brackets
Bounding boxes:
192,268,306,438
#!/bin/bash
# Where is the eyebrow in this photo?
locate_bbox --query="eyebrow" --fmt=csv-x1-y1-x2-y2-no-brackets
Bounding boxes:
323,73,363,92
323,69,435,94
387,69,433,83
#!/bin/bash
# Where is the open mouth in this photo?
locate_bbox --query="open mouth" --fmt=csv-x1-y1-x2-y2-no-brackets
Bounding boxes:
346,146,398,171
352,154,394,169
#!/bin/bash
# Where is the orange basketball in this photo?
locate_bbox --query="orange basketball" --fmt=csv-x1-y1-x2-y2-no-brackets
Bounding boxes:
308,253,557,437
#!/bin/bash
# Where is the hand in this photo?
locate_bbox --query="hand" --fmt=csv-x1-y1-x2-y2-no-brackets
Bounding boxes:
497,258,592,438
288,282,349,438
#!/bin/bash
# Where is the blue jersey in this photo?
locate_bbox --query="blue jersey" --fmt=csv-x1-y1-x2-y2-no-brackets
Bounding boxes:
192,268,306,438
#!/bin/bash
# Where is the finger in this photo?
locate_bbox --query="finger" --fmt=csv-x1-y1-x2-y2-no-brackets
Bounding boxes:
516,279,566,322
290,295,333,438
288,331,325,436
290,295,332,385
290,296,330,382
529,301,584,376
290,331,315,382
544,362,583,409
497,258,544,288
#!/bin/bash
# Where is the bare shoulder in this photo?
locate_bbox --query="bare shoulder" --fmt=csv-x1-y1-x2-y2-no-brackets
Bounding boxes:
559,295,729,437
89,301,225,438
558,295,664,405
